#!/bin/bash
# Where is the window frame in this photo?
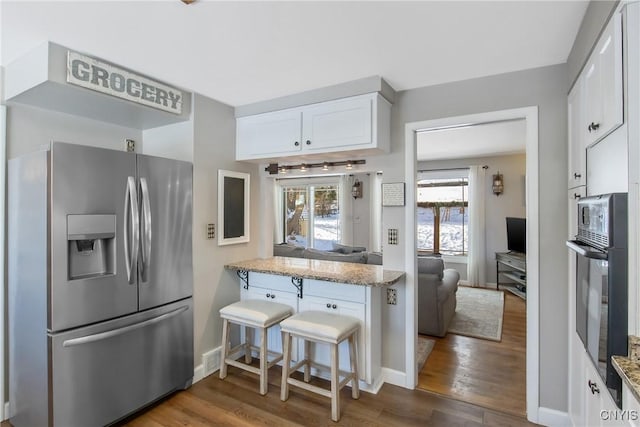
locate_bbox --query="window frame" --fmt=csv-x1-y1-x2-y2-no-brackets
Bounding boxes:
416,169,469,256
277,176,342,249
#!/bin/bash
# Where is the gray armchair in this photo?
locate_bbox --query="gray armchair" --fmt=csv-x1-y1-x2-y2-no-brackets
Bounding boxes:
417,257,460,337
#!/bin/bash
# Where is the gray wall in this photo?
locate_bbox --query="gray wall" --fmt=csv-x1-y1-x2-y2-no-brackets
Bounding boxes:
363,63,569,411
6,103,142,159
191,93,260,365
567,0,619,90
419,154,527,284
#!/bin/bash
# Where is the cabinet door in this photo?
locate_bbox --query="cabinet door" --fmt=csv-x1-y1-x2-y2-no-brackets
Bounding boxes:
568,78,586,188
236,109,302,160
302,96,373,152
241,287,299,361
299,296,366,380
568,334,587,427
585,13,623,146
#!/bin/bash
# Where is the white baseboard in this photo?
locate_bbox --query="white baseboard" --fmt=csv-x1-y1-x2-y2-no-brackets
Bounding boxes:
193,364,205,384
381,367,407,388
3,401,9,421
537,407,570,427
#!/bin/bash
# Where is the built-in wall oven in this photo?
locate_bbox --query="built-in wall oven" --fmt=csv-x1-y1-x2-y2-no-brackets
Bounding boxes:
566,193,627,408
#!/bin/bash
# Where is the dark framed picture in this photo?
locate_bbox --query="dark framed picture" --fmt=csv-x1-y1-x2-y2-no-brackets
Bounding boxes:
218,170,250,245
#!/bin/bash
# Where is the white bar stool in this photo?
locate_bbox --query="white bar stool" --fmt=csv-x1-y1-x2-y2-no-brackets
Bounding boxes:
279,311,360,422
219,299,293,395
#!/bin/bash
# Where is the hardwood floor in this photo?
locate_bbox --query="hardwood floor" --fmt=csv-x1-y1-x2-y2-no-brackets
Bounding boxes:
2,291,531,427
119,364,537,426
418,290,527,417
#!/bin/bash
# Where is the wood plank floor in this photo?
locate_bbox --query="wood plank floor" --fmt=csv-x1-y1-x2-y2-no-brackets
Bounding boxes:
417,290,527,417
119,363,537,426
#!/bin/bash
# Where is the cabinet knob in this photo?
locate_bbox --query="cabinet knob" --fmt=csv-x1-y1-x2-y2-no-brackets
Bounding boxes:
266,293,271,298
573,173,581,179
271,294,275,299
326,303,331,308
306,140,311,146
573,193,581,199
332,304,337,309
587,122,600,132
294,141,300,147
588,380,600,395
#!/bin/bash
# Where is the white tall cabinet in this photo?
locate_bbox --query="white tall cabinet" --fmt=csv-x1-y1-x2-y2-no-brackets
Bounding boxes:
567,6,629,426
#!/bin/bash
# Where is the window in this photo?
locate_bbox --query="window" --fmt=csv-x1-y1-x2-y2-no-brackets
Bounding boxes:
281,182,341,250
417,173,468,255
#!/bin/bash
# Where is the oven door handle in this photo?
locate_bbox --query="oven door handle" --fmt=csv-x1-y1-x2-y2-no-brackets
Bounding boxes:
566,240,607,260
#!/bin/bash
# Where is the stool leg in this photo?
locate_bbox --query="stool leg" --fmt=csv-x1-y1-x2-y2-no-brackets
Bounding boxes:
303,339,311,383
280,331,291,401
219,318,230,379
244,325,253,364
349,332,360,399
331,342,340,422
259,326,268,395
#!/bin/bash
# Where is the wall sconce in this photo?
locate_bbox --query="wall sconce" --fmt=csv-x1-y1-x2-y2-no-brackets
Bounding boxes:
264,159,366,175
352,179,363,199
492,172,504,196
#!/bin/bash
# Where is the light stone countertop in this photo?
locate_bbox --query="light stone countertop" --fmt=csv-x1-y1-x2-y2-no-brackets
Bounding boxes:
225,256,405,287
612,336,640,403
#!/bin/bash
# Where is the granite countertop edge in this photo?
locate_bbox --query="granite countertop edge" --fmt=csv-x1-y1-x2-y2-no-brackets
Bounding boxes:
612,355,640,404
225,257,405,287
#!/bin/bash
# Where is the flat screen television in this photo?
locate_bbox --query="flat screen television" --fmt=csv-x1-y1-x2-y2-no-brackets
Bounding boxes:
506,217,526,254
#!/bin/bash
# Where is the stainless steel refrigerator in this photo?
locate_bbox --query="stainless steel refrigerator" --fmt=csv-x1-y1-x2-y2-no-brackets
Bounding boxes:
8,142,194,427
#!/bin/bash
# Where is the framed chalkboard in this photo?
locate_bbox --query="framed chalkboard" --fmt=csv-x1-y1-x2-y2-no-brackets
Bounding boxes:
218,170,250,245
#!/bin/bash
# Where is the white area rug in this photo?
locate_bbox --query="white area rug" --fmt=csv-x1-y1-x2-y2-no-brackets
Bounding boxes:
417,335,435,372
448,286,505,342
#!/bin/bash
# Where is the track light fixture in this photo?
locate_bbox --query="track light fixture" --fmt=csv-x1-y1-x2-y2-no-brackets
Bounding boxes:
264,159,366,175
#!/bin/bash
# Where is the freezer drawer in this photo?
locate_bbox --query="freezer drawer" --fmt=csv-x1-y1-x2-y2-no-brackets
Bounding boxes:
48,298,193,427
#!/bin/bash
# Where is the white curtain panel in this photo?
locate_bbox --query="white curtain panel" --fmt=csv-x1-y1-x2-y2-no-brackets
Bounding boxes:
370,173,383,252
467,165,486,287
273,180,284,244
340,174,352,245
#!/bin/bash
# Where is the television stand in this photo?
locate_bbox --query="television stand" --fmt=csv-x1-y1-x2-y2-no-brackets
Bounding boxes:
496,251,526,300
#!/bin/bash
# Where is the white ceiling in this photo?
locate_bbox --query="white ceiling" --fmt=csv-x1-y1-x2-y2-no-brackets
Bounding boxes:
0,1,588,107
416,119,526,161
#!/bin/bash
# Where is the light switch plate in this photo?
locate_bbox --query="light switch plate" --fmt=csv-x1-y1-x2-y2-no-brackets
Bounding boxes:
388,228,398,245
207,223,215,239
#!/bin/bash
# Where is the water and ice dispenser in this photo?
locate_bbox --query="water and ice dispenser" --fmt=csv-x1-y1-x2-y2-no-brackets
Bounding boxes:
67,214,116,280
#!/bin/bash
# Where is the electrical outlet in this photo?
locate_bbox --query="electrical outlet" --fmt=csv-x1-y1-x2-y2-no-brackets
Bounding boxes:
386,288,397,305
203,348,220,376
207,223,215,239
125,139,136,152
388,228,398,245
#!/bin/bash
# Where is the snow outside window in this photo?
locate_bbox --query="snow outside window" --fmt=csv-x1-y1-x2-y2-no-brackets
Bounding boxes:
279,179,341,250
417,170,469,256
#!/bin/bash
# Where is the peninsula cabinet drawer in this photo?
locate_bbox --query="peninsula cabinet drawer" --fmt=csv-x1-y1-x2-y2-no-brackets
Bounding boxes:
303,279,366,303
248,272,299,294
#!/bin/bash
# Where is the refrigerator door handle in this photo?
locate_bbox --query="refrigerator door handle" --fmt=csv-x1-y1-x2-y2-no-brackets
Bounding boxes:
124,176,140,284
62,305,189,347
140,177,152,283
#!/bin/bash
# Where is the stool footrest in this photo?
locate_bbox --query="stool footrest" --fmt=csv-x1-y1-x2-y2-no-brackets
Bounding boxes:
287,377,332,398
225,353,283,372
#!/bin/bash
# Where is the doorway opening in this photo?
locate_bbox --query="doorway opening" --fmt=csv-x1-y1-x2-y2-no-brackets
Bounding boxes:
403,107,539,422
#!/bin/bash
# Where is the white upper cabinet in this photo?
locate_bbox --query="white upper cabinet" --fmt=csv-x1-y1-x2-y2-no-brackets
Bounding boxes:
301,96,374,152
584,13,623,146
568,76,587,189
236,109,303,159
236,93,391,162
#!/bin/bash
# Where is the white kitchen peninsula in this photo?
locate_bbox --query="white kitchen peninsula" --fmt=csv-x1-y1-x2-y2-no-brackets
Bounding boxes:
224,256,404,393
